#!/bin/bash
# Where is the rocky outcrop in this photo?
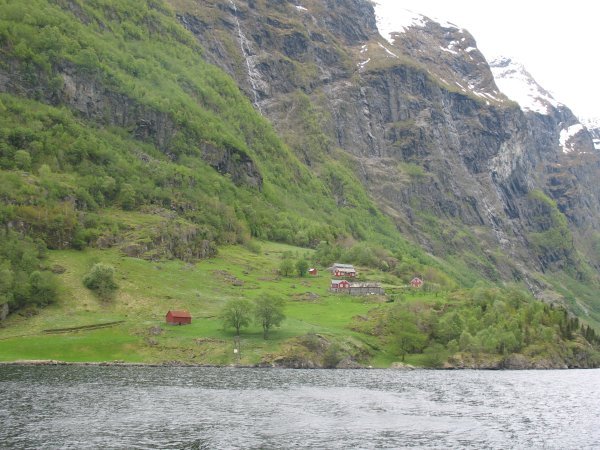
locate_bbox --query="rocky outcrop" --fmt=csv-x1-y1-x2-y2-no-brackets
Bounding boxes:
259,333,369,369
445,352,596,370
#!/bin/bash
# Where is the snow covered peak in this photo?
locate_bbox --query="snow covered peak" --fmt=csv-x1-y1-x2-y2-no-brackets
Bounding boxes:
490,57,561,115
580,116,600,130
371,2,502,102
373,2,457,45
580,117,600,150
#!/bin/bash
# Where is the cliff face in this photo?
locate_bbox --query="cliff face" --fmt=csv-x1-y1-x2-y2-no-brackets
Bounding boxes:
174,0,600,297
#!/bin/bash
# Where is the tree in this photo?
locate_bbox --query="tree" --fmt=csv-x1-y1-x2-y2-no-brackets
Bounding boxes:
221,299,252,336
254,295,285,339
396,329,426,361
295,259,309,277
83,263,118,300
279,258,294,277
389,307,427,361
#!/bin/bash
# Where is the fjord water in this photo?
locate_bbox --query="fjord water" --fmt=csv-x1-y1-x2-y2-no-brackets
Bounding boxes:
1,366,599,449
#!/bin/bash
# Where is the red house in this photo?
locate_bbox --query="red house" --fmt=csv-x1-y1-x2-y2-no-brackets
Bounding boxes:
166,310,192,325
308,268,318,276
330,263,357,278
410,277,423,288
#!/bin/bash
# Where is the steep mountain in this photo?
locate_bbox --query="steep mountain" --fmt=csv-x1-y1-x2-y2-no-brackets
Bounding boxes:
0,0,427,322
489,56,600,283
172,0,600,321
0,0,599,367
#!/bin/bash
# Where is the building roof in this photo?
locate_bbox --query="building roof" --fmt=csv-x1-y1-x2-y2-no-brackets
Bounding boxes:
349,283,381,288
166,310,191,318
332,263,355,269
334,267,356,273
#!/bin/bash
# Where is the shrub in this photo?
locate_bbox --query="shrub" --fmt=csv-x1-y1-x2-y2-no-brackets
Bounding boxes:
14,150,31,170
28,270,59,306
83,263,118,299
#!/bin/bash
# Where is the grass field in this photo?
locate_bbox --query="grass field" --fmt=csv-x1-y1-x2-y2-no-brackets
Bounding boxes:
0,242,433,366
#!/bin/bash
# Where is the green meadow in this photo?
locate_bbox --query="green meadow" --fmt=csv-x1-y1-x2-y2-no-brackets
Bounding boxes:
2,239,597,368
0,241,412,366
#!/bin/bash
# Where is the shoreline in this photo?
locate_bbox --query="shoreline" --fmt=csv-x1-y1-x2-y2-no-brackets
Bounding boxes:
0,359,598,370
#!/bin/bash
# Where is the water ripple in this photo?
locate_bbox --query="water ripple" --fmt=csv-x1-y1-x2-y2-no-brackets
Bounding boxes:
0,366,599,449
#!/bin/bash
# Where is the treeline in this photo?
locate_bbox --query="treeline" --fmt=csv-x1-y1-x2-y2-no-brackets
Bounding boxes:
355,286,600,366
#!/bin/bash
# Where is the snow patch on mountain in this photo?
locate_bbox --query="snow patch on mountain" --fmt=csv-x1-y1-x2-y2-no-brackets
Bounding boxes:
490,57,561,115
373,2,455,45
560,124,585,153
581,117,600,150
373,2,502,102
378,42,398,58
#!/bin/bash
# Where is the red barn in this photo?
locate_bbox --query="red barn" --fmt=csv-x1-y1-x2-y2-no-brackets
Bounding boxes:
308,268,318,276
166,310,192,325
410,277,423,288
330,280,350,292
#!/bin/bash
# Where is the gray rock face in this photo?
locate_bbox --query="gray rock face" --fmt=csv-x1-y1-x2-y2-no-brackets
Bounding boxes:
177,0,600,293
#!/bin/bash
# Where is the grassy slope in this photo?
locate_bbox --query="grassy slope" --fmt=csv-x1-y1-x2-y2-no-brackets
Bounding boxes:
1,238,598,368
0,240,408,366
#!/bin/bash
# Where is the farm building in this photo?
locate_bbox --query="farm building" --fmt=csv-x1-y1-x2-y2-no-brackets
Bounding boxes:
329,263,357,278
330,280,350,292
330,280,384,296
410,277,423,288
347,282,384,296
308,268,318,276
166,310,192,325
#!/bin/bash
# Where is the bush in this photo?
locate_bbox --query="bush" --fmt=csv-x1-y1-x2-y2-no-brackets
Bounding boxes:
422,343,447,368
323,343,343,368
28,270,59,306
243,240,262,254
83,263,118,299
14,150,31,170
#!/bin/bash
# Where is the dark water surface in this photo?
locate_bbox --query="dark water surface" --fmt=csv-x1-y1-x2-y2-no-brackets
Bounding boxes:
1,366,599,449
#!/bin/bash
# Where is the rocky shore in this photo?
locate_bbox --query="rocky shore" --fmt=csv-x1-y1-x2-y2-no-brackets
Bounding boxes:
2,356,597,370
